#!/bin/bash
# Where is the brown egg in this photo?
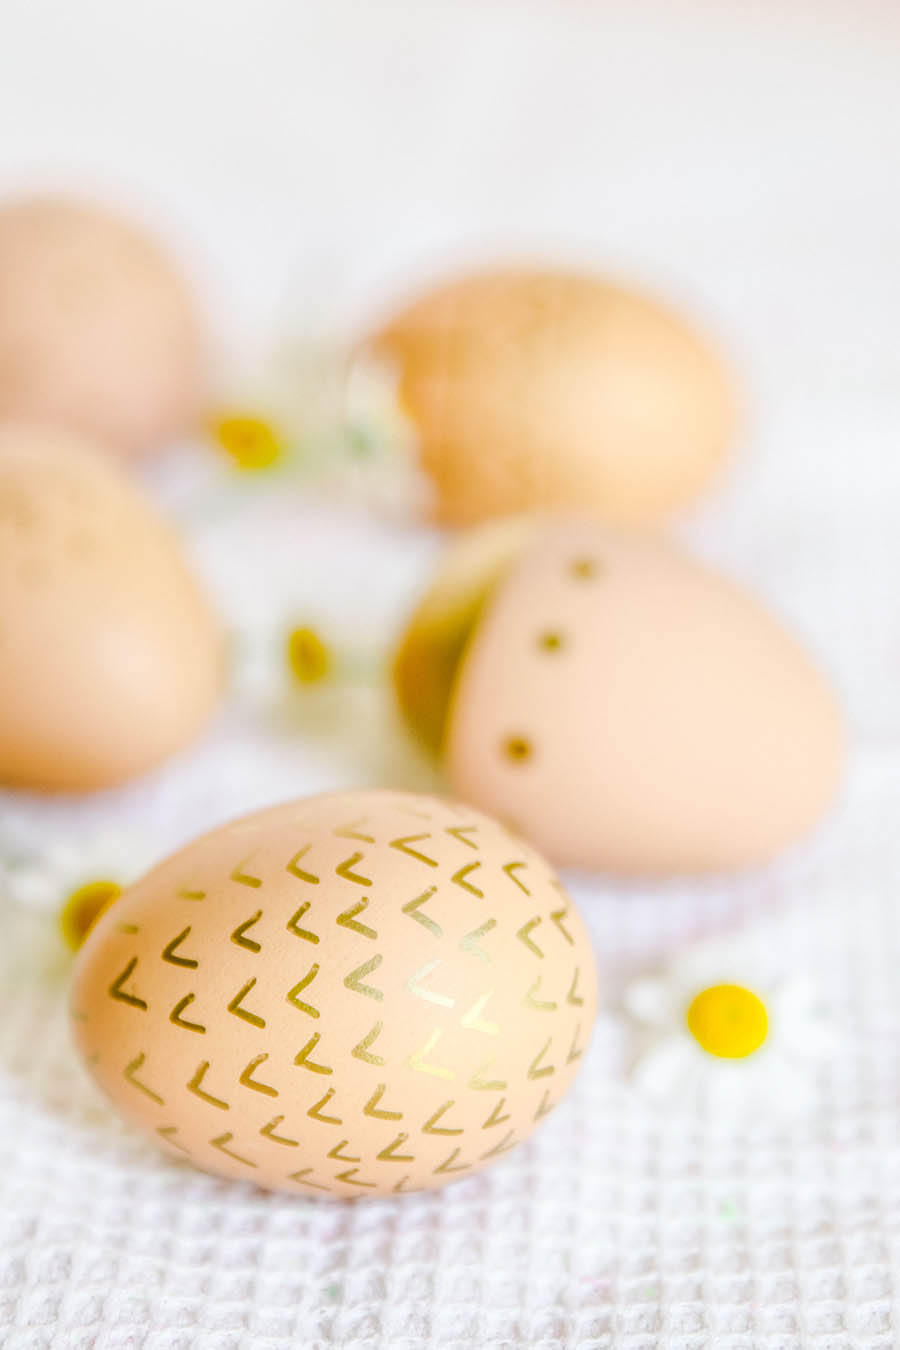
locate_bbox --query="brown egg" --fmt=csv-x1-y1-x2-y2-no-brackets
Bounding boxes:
394,519,846,874
366,268,736,525
0,197,207,456
70,789,596,1197
0,423,222,789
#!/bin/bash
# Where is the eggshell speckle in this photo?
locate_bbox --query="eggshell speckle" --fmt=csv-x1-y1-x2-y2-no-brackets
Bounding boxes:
369,268,736,525
396,519,846,874
71,789,596,1197
0,423,222,789
0,197,207,455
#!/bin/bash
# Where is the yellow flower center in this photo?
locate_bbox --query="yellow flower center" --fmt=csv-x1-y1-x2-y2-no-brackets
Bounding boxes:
686,983,769,1059
212,413,283,472
286,626,332,685
60,879,123,952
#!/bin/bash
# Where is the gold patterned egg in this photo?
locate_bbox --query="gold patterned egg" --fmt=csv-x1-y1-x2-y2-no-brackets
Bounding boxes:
71,789,597,1197
367,267,736,525
394,518,846,875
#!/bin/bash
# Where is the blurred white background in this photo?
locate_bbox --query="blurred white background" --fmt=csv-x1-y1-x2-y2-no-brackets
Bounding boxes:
2,4,900,1347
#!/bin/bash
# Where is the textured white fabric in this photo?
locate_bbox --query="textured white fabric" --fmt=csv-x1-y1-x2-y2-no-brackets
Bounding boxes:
2,2,900,1346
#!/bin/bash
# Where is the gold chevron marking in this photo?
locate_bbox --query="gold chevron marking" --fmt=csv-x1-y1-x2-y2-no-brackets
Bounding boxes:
567,967,585,1007
377,1132,414,1162
118,924,139,935
307,1087,342,1125
328,1140,360,1163
230,857,262,888
177,887,205,901
528,1037,555,1079
393,1175,425,1194
364,1084,402,1119
170,994,206,1034
469,1060,507,1092
524,977,558,1012
294,1033,332,1075
480,1128,517,1160
446,825,479,849
407,959,455,1008
422,1100,463,1135
452,862,483,897
286,844,320,884
460,988,500,1035
231,910,263,952
336,852,372,886
188,1061,229,1110
210,1132,257,1167
286,901,319,944
286,963,321,1018
402,886,441,938
390,834,438,867
240,1053,278,1096
517,917,544,959
227,978,266,1028
343,954,384,1001
108,957,148,1010
260,1115,298,1146
503,861,530,895
161,927,199,969
460,918,497,964
534,1088,555,1121
482,1097,510,1129
336,897,377,940
334,1168,376,1188
123,1052,164,1104
567,1022,584,1063
551,906,574,945
407,1029,454,1080
352,1021,386,1066
157,1125,189,1153
333,818,375,843
433,1147,470,1175
287,1168,330,1190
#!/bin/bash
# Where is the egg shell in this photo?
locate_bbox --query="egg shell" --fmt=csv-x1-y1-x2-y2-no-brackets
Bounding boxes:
71,789,596,1198
0,424,222,789
405,519,846,874
0,197,207,456
369,268,735,526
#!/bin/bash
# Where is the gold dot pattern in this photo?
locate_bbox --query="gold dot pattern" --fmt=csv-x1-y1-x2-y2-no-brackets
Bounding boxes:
70,790,596,1198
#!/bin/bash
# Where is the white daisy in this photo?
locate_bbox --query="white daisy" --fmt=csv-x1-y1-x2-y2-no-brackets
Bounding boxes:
0,832,158,949
625,939,841,1121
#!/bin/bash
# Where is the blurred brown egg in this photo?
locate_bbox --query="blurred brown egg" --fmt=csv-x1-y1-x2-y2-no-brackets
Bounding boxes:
394,518,846,875
0,423,223,790
0,197,207,456
366,268,737,526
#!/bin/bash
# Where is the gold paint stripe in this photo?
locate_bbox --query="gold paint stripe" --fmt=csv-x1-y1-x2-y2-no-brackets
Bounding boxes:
227,978,266,1028
503,861,530,894
170,994,206,1034
187,1061,229,1110
210,1132,257,1167
230,857,262,888
286,901,319,944
407,1028,454,1080
422,1100,463,1136
294,1032,332,1075
401,886,441,938
335,852,373,886
343,955,384,1002
364,1083,402,1119
161,927,199,969
108,957,148,1010
307,1088,342,1125
231,910,263,952
352,1021,386,1066
286,963,321,1018
451,862,483,897
240,1052,279,1097
528,1037,555,1080
260,1115,299,1146
407,958,455,1009
336,897,377,940
377,1132,414,1162
390,834,438,867
460,919,496,964
516,918,544,959
123,1052,164,1104
286,844,320,884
